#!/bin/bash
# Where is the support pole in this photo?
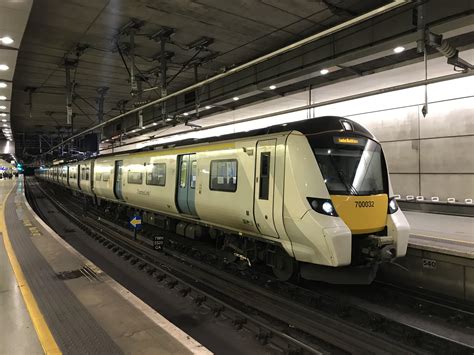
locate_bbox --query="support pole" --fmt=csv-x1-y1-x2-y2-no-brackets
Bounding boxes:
96,87,109,151
65,60,76,125
194,64,200,119
160,36,167,122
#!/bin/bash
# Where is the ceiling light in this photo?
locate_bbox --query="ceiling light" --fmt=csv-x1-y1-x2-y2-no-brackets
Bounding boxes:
320,69,329,75
0,113,6,117
141,126,146,130
0,106,5,110
269,85,277,90
233,96,239,101
0,82,7,88
153,122,158,126
1,119,6,122
0,65,9,71
165,118,172,122
393,46,405,53
3,124,8,127
205,105,212,109
0,36,14,45
0,96,6,100
183,112,189,116
132,129,137,133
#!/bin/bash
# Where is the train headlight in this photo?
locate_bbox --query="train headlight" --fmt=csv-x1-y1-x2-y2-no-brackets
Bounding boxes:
307,198,338,217
388,197,399,214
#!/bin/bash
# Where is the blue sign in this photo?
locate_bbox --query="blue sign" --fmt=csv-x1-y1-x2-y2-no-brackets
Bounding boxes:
129,215,142,231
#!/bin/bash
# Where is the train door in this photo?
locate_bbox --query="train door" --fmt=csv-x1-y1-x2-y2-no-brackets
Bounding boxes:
78,164,82,190
113,160,124,200
66,166,70,186
114,160,123,200
176,154,198,216
90,160,95,192
254,139,278,238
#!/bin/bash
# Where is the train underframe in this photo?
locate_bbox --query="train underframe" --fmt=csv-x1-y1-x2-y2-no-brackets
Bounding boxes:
72,189,386,284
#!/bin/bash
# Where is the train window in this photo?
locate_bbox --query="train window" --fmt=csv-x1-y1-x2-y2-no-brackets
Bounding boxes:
81,167,90,180
147,163,166,186
102,172,110,182
128,171,143,184
180,161,188,188
259,152,270,200
190,161,197,189
95,172,102,181
210,159,237,192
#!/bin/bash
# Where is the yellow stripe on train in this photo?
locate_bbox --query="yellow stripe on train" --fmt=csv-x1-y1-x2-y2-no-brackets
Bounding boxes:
331,194,388,234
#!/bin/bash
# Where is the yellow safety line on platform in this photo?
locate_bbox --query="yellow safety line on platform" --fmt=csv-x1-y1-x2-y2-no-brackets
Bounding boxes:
0,180,62,355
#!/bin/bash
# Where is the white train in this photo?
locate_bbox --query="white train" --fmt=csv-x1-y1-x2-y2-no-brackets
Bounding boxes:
36,116,410,284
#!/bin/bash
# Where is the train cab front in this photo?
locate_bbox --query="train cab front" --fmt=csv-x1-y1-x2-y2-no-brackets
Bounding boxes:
301,131,410,284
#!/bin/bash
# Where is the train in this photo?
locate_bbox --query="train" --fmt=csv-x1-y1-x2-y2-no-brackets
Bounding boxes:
36,116,410,284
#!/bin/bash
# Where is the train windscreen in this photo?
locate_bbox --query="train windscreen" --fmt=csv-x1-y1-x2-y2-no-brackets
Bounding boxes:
309,134,388,196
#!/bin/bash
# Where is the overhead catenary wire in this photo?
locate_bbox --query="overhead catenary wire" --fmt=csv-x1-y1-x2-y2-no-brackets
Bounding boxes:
43,0,411,156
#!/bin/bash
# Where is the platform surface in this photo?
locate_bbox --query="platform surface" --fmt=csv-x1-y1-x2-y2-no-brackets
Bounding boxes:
0,178,209,354
405,210,474,258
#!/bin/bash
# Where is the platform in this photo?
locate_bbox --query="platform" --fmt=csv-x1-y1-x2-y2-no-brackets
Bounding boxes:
0,178,210,355
380,209,473,302
405,211,474,258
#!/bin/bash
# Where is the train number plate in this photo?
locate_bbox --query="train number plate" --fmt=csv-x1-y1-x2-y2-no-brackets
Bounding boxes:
422,258,437,269
354,201,375,208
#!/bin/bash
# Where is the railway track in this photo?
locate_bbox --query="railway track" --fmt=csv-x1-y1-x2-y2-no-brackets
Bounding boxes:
27,178,474,354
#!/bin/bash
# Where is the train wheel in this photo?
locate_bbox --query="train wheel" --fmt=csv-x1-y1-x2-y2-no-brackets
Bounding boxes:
272,249,295,281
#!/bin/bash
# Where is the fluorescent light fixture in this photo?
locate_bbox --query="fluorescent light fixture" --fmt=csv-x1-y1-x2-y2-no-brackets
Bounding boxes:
0,82,7,88
165,118,173,122
233,96,239,101
141,126,146,129
0,113,6,117
320,69,329,75
0,96,6,100
153,122,158,126
0,106,5,110
132,129,137,133
1,119,7,122
3,124,8,127
205,105,212,109
393,46,405,53
0,36,13,45
0,64,9,71
269,85,277,90
183,112,189,116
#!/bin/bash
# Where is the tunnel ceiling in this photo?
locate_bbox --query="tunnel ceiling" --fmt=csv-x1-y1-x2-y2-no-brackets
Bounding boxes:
9,0,474,162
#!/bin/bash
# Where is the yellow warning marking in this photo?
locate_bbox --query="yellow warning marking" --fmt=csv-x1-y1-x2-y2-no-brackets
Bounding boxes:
411,233,474,246
0,181,62,354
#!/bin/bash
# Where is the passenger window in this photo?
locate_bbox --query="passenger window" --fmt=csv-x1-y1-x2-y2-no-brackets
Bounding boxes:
190,161,197,189
102,172,110,182
180,161,187,188
147,163,166,186
210,159,237,192
128,171,143,184
95,172,102,181
259,153,270,200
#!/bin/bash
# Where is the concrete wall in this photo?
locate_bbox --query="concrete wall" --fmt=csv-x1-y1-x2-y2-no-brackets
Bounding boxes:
333,80,474,202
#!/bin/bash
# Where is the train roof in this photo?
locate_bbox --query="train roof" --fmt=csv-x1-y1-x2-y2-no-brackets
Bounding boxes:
48,116,376,165
133,115,376,152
